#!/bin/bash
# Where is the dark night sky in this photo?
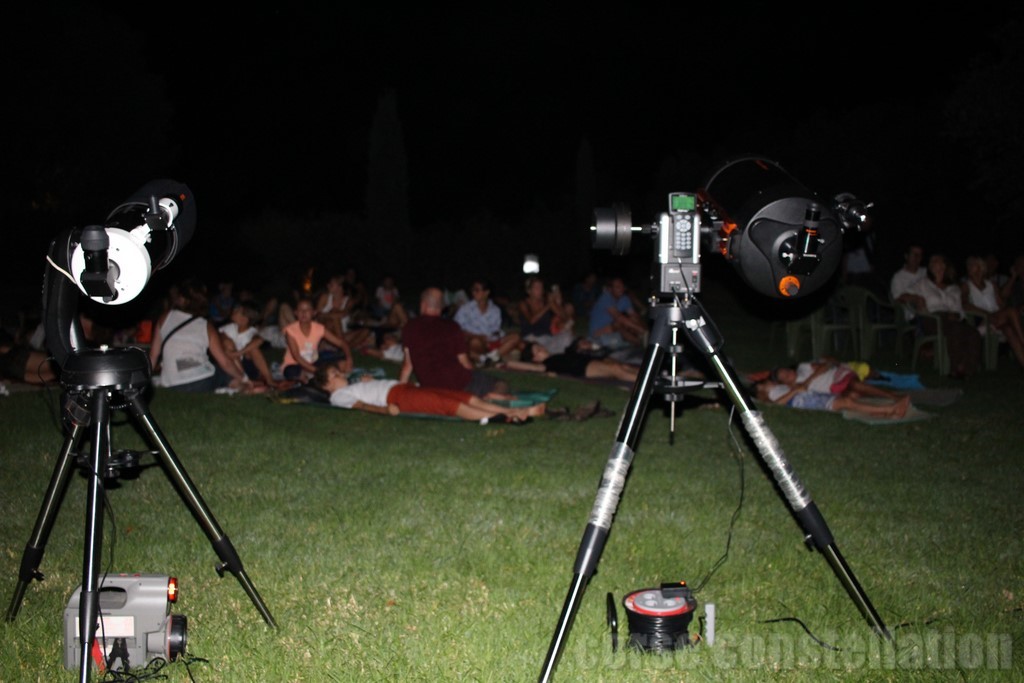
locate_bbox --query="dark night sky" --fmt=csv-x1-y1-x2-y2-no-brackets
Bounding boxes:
133,6,1012,212
3,4,1022,310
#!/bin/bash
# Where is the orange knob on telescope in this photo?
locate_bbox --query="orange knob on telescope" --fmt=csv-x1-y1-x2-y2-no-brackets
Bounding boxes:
778,276,801,297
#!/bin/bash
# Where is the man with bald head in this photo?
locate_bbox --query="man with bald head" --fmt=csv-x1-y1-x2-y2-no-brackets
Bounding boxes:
400,287,511,400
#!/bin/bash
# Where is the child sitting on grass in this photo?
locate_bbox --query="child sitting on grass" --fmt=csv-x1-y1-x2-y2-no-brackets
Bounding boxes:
310,364,545,423
361,331,405,363
219,302,278,389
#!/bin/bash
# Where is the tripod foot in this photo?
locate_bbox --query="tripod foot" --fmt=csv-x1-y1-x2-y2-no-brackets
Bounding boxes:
211,535,276,627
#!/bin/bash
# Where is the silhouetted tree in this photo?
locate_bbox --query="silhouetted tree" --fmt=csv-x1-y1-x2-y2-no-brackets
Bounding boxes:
366,88,411,274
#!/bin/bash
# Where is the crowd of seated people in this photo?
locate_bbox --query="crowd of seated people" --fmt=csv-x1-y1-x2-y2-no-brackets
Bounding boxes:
889,244,1024,378
12,243,1021,401
962,254,1024,368
0,270,654,397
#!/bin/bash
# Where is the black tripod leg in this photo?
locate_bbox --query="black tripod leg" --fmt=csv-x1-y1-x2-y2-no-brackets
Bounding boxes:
6,422,85,622
78,389,111,680
125,392,277,628
539,337,667,683
704,351,892,640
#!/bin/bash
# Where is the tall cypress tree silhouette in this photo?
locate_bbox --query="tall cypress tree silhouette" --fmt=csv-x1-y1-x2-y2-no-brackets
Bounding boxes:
366,88,411,275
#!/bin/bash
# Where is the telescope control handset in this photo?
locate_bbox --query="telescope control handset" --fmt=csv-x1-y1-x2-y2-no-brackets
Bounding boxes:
592,157,872,300
656,192,701,296
591,192,702,298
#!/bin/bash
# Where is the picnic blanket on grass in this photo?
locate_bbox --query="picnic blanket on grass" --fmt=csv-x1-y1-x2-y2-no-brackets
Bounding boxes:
489,389,558,407
904,388,963,407
842,402,934,425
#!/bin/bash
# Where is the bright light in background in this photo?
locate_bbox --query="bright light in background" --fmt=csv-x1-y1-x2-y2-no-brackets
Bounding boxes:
523,254,539,274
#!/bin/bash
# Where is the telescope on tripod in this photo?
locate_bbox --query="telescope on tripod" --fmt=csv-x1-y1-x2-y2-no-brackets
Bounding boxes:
539,157,887,682
5,180,276,682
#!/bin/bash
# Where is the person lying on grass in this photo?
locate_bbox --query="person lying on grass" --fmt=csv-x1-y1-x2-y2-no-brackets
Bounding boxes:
310,364,545,423
753,379,911,419
500,340,641,383
0,330,58,385
769,357,905,402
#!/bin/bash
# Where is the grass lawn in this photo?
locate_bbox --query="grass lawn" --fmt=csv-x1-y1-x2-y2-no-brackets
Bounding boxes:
1,274,1022,682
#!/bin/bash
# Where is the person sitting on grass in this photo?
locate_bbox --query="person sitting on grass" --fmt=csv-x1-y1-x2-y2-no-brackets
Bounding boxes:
149,277,250,393
310,364,545,423
219,301,277,388
501,340,640,383
754,378,912,419
454,279,521,366
361,331,405,363
401,286,514,401
587,276,648,350
517,276,576,354
281,298,354,383
315,274,374,351
369,274,410,330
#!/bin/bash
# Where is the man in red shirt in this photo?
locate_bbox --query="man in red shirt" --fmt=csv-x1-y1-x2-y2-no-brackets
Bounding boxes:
400,287,511,400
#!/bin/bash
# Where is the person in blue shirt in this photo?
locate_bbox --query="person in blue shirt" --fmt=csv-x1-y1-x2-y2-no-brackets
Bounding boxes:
571,272,600,317
587,276,647,350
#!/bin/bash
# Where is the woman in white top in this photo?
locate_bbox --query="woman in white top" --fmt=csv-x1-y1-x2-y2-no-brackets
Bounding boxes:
908,254,982,378
962,255,1024,368
149,278,247,392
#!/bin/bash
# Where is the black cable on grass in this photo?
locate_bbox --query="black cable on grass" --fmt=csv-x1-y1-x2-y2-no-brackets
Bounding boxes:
689,405,746,594
891,615,944,630
760,615,841,651
99,652,209,682
105,490,118,578
95,650,207,682
718,407,841,655
96,649,207,681
33,353,56,385
99,656,167,681
38,365,63,434
181,652,209,682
